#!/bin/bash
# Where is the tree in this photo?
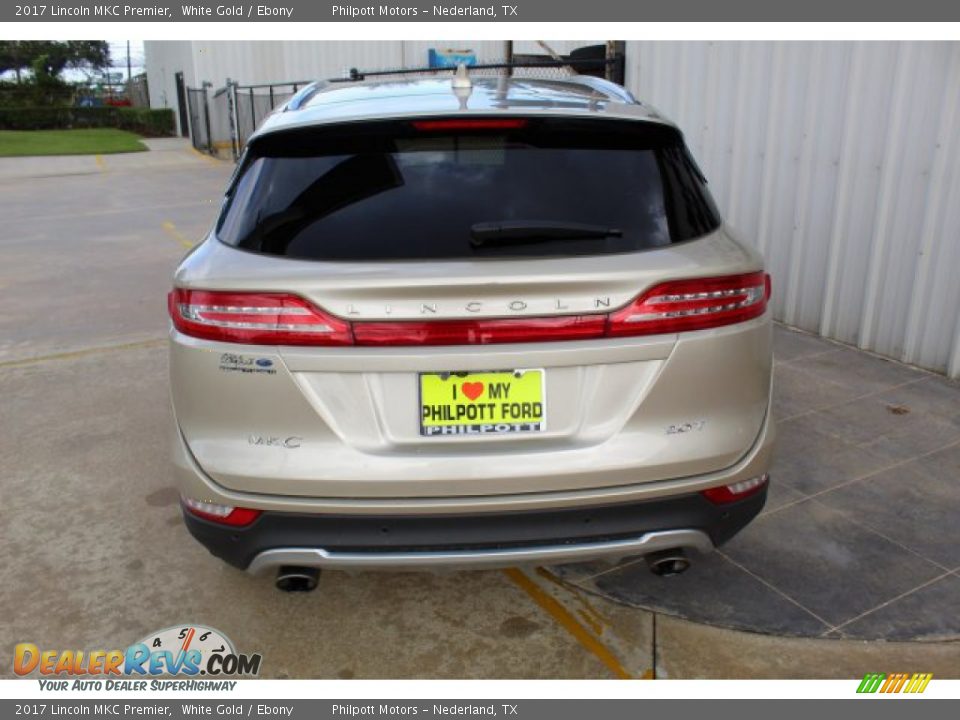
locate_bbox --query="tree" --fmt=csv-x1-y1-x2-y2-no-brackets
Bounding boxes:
0,41,110,83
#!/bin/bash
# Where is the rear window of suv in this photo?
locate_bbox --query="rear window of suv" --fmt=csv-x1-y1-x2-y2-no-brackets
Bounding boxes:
216,118,721,260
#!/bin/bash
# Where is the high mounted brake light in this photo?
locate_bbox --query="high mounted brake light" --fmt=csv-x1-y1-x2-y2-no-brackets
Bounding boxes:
169,272,770,346
411,118,529,131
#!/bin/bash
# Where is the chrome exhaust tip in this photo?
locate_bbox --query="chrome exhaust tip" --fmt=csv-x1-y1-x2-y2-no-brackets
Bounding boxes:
646,549,691,577
275,566,320,592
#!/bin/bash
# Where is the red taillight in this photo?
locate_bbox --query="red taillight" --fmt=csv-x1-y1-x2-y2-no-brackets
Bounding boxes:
608,272,770,337
701,474,769,505
181,496,262,527
353,315,606,346
167,289,352,346
411,118,528,131
169,272,769,347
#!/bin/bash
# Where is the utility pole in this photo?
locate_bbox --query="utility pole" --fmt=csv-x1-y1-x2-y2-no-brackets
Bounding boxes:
126,40,132,81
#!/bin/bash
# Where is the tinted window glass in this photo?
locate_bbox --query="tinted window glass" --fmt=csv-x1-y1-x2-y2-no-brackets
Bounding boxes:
217,119,721,260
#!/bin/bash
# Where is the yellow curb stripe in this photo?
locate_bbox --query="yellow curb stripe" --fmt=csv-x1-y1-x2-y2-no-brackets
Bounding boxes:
162,221,196,249
189,146,225,165
0,338,166,369
535,567,614,628
503,568,634,679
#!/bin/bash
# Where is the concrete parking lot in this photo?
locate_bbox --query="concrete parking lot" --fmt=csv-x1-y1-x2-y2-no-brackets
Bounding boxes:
2,141,958,679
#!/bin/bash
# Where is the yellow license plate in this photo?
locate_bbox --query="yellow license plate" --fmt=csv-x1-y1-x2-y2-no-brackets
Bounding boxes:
419,369,546,437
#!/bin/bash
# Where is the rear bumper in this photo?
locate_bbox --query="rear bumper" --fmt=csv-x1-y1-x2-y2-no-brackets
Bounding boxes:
182,485,767,571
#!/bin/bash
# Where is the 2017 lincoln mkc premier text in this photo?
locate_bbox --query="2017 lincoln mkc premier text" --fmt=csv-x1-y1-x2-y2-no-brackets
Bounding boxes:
168,69,774,591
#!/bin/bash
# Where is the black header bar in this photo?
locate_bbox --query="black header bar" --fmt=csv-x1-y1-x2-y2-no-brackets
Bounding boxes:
6,0,960,23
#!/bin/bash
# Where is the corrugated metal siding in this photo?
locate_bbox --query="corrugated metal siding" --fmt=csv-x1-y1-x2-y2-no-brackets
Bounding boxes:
625,41,960,378
143,41,195,135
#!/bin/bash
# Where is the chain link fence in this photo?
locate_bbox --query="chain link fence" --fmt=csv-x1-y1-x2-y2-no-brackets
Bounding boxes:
202,80,311,159
233,82,309,151
185,86,211,153
125,73,150,108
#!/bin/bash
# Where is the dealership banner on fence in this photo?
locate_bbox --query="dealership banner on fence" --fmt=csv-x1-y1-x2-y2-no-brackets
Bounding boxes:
6,0,960,22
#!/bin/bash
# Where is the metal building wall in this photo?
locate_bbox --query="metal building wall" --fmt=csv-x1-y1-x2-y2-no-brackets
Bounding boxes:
625,41,960,378
143,41,195,135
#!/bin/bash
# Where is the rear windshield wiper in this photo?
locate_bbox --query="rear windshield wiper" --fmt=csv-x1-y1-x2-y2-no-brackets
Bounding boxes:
470,221,623,247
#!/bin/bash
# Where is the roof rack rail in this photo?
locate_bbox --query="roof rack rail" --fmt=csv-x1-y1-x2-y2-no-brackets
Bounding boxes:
561,75,638,104
328,59,636,105
341,57,617,82
285,81,330,111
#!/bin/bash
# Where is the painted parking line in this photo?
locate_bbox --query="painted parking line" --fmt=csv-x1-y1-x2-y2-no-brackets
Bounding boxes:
0,337,166,370
162,221,196,249
95,154,106,171
503,567,637,679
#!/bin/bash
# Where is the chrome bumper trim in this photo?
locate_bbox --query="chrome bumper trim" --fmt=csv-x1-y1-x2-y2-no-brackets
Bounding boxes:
246,528,714,573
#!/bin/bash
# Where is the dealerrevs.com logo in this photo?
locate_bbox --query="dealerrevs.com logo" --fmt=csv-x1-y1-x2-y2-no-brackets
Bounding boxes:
14,625,262,688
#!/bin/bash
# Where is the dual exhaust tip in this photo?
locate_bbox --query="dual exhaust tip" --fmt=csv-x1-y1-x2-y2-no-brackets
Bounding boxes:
644,548,691,577
272,549,692,592
275,565,321,592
